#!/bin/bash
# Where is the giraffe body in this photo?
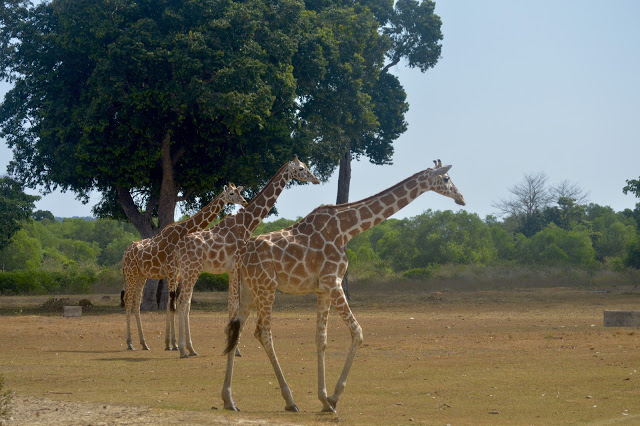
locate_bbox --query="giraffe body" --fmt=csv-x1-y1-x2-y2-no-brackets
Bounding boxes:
121,184,246,351
221,161,465,412
172,156,320,358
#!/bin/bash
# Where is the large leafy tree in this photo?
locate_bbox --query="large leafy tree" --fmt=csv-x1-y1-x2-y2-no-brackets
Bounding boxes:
0,176,39,251
297,0,443,203
1,0,442,300
1,0,307,239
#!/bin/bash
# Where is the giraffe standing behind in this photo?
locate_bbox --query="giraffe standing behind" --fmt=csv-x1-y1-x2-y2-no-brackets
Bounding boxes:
121,184,246,350
221,160,465,413
171,156,320,358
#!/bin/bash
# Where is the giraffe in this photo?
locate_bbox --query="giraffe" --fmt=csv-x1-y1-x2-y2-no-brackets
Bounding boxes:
121,183,247,351
221,160,465,413
171,155,320,358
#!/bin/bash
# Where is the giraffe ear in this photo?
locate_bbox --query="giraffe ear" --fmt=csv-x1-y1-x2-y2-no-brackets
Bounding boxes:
237,186,244,192
432,165,452,176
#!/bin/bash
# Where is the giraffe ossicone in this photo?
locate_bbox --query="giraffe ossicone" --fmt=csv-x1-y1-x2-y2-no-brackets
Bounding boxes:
221,161,464,413
121,183,247,351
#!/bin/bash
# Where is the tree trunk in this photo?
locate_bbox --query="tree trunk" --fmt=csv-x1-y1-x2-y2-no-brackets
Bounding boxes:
141,278,169,310
118,131,179,311
336,146,352,300
336,147,351,205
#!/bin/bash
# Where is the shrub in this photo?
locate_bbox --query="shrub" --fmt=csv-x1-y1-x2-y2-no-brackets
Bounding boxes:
402,264,441,280
624,236,640,269
0,269,97,295
195,272,229,291
0,374,12,420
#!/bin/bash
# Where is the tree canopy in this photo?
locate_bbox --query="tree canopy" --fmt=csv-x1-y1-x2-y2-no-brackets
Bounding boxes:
1,0,314,237
1,0,442,238
623,177,640,199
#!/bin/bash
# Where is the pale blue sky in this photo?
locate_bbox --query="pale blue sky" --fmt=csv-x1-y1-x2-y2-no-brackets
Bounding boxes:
2,0,639,220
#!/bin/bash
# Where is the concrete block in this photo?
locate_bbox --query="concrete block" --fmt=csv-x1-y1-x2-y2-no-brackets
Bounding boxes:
603,310,640,327
63,306,82,317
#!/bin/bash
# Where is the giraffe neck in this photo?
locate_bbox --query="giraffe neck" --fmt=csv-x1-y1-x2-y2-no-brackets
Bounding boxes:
239,163,291,233
336,168,436,242
178,193,228,234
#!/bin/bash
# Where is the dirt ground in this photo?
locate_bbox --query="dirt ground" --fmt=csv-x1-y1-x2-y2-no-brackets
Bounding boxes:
1,285,640,425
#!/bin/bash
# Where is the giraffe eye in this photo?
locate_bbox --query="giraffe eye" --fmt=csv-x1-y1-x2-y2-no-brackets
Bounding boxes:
443,177,450,183
299,167,304,171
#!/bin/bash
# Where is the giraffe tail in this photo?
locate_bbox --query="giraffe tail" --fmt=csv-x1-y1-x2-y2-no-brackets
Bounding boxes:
169,282,179,312
120,290,125,307
223,319,241,355
169,282,181,312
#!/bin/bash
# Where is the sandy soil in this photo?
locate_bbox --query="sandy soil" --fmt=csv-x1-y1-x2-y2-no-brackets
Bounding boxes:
5,394,293,425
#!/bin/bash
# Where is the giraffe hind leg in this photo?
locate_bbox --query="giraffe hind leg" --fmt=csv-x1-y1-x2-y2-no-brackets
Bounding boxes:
327,281,362,409
253,287,298,412
165,280,179,350
134,278,150,350
221,285,253,411
315,292,335,412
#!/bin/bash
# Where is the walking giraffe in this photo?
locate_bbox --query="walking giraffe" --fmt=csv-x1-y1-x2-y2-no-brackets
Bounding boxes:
171,155,320,358
121,184,246,350
221,160,465,412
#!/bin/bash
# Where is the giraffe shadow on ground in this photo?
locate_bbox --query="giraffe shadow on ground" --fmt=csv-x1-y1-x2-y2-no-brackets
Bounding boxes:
46,350,122,354
94,357,153,362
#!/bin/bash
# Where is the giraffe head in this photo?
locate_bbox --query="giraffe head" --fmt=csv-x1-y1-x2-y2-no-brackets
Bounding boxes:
430,159,466,206
287,155,321,185
222,183,248,207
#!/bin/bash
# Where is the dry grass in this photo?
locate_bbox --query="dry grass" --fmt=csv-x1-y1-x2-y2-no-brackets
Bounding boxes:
1,283,640,424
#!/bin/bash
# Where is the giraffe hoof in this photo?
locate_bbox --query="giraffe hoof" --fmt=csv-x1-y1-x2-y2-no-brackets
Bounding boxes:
188,351,199,357
179,353,189,359
142,346,150,351
321,406,336,413
127,345,135,351
285,404,299,412
224,405,240,412
327,396,338,409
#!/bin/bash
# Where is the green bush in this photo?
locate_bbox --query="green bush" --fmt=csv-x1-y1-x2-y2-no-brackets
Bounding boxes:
195,272,229,291
402,264,441,280
0,269,97,295
624,236,640,269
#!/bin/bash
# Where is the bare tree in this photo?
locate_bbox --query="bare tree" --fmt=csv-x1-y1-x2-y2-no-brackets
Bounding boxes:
493,172,553,218
550,180,589,205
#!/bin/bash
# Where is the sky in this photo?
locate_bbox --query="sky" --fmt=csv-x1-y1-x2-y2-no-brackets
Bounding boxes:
1,0,639,221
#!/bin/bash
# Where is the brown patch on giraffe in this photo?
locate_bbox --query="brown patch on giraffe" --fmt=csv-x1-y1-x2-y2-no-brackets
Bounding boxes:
380,193,396,206
359,207,373,221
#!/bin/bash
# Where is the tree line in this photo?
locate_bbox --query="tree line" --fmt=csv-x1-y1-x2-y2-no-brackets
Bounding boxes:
2,170,640,294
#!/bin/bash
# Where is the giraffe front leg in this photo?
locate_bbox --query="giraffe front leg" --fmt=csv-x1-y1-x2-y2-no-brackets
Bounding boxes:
177,299,189,358
184,299,198,357
125,300,134,351
176,279,197,358
316,293,334,412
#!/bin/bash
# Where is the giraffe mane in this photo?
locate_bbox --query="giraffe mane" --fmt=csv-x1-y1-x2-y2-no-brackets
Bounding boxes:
332,168,434,212
242,162,290,210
